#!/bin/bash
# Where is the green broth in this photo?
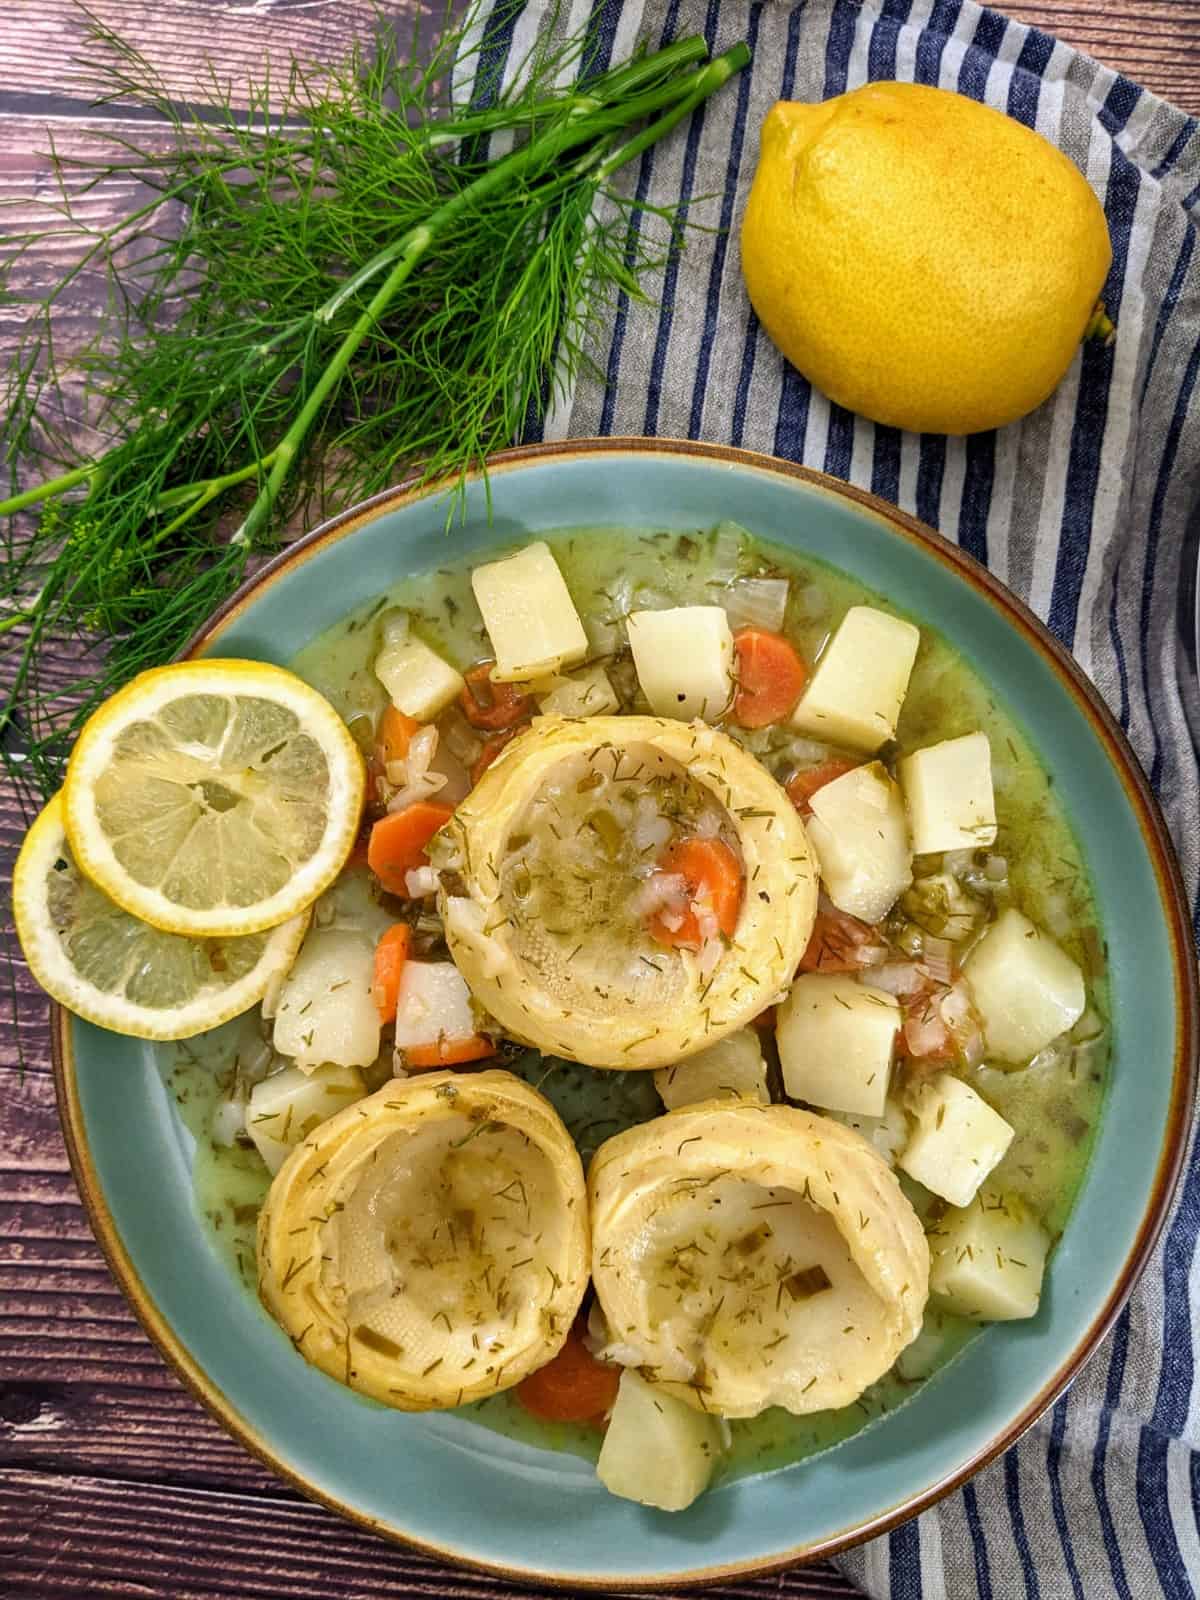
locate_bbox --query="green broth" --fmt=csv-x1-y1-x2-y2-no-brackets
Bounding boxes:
167,523,1108,1484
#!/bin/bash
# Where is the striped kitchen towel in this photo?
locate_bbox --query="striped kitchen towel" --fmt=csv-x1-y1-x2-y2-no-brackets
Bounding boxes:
466,0,1200,1594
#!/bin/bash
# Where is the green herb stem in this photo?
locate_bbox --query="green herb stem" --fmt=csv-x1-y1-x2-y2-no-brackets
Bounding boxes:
235,53,744,546
1,5,751,794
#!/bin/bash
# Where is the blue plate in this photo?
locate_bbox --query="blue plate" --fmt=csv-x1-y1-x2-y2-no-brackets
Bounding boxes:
54,440,1198,1586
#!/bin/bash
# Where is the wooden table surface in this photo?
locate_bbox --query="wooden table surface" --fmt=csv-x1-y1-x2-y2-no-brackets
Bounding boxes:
2,2,1198,1597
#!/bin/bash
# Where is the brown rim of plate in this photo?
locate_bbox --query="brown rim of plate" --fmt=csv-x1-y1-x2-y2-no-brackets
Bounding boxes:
51,436,1200,1590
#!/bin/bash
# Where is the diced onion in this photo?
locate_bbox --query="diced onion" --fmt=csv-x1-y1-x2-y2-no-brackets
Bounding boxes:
903,1006,949,1057
632,797,674,855
380,609,410,649
922,937,954,986
211,1096,247,1147
405,866,439,898
985,854,1008,882
630,872,689,921
795,582,828,619
710,521,748,585
440,708,483,765
780,734,837,766
694,807,723,839
870,961,926,997
723,577,789,633
1040,888,1074,940
960,1028,985,1069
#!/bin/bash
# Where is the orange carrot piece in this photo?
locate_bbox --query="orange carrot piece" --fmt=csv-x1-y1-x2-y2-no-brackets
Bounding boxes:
404,1034,496,1069
460,661,534,731
647,836,743,950
378,704,421,768
516,1325,621,1426
367,802,454,896
731,628,807,729
785,756,859,812
372,923,411,1024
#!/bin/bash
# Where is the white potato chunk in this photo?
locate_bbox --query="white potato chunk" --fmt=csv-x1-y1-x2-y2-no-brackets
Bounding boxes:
392,960,478,1054
928,1189,1051,1321
899,1073,1014,1207
806,761,913,923
535,663,620,718
596,1368,722,1512
273,929,380,1071
791,605,920,751
824,1099,910,1168
626,606,734,721
899,732,997,854
777,974,900,1116
655,1028,769,1109
471,541,588,682
374,613,464,720
248,1064,366,1175
963,908,1085,1064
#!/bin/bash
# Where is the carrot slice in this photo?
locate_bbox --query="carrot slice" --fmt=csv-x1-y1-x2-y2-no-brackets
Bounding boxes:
367,802,454,896
732,628,807,729
404,1034,496,1069
516,1324,620,1426
647,836,742,950
785,756,859,811
460,661,534,731
799,904,881,973
378,704,421,768
472,728,520,786
372,923,411,1023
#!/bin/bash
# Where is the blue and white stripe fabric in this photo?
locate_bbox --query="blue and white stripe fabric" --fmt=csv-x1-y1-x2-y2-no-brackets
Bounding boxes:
470,2,1200,1593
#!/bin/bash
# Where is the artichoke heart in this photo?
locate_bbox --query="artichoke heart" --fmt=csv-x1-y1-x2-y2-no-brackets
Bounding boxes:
257,1070,588,1409
430,715,818,1070
589,1102,929,1418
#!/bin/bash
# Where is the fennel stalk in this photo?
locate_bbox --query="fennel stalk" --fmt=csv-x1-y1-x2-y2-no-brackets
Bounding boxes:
0,4,749,798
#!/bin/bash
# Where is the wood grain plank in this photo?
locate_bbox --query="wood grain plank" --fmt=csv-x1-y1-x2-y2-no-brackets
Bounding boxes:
1003,1,1200,111
2,2,1196,1598
0,0,383,114
0,1469,860,1600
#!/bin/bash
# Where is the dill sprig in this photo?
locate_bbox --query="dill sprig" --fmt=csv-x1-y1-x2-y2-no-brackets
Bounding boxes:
0,3,749,798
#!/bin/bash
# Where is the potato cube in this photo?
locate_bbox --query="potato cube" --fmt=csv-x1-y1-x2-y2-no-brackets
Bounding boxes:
655,1028,769,1109
791,605,920,750
392,961,478,1055
248,1064,366,1175
963,908,1085,1064
536,663,620,718
374,614,464,720
805,761,912,923
899,732,997,854
596,1368,722,1512
626,606,734,721
273,929,380,1071
899,1073,1014,1206
471,542,588,682
927,1189,1051,1321
777,974,900,1116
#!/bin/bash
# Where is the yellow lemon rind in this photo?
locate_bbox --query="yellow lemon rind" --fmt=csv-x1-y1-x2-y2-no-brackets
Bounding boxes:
14,794,310,1041
62,659,364,938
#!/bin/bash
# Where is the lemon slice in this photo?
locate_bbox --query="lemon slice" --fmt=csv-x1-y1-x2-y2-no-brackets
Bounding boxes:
14,795,309,1040
63,660,364,937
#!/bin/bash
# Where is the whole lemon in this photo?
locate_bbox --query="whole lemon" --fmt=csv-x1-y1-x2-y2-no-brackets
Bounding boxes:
740,83,1112,435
